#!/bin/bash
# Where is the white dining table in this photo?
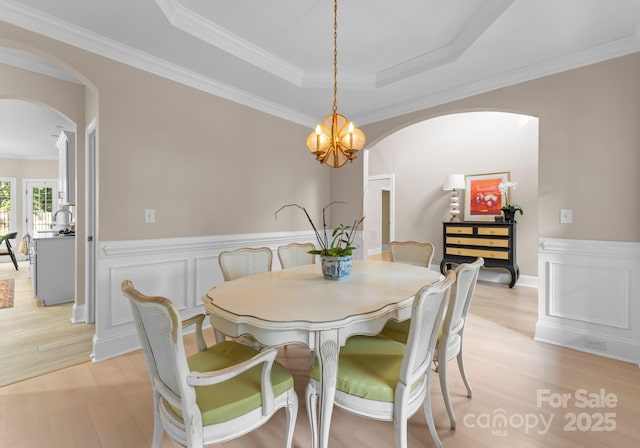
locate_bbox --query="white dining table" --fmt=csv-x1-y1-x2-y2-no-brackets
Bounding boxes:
203,259,443,448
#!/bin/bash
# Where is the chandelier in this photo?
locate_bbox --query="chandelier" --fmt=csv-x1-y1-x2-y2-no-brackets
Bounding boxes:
306,0,366,168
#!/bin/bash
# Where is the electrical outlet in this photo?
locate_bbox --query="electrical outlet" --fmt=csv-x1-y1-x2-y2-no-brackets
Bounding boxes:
584,336,606,351
560,209,573,224
144,209,155,224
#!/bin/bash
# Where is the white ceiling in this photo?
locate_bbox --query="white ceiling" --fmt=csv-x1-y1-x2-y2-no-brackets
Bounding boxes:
1,0,640,159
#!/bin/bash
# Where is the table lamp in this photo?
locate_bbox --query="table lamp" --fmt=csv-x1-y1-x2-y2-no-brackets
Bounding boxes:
443,174,465,222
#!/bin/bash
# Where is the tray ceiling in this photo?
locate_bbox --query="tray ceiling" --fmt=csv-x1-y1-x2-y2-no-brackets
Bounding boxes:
1,0,640,158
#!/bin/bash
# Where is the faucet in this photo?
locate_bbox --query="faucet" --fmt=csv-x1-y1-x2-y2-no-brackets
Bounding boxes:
53,208,74,230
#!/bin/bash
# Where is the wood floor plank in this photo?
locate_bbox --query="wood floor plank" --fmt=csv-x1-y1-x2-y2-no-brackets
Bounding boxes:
0,261,95,386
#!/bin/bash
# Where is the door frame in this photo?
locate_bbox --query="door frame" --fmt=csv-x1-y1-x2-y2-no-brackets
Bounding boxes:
85,120,97,324
366,174,395,256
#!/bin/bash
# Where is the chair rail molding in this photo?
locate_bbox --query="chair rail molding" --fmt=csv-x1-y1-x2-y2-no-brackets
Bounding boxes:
536,237,640,366
93,230,318,362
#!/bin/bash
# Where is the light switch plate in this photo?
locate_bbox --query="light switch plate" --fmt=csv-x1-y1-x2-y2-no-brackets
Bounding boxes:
560,209,572,224
144,209,155,224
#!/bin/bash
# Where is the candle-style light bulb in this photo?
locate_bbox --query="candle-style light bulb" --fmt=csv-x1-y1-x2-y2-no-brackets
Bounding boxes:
315,125,321,151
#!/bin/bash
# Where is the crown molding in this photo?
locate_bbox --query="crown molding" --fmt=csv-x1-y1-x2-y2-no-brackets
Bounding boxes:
375,0,513,88
154,0,305,86
356,34,640,125
0,0,315,126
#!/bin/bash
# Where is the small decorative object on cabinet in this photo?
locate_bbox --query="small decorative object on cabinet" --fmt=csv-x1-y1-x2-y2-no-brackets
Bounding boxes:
440,221,519,288
443,174,465,222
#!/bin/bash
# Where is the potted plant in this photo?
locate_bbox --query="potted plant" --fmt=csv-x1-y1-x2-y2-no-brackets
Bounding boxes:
500,204,524,223
499,181,524,223
275,202,364,280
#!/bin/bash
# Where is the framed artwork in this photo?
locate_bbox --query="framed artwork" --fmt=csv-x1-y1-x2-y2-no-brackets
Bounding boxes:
464,172,510,221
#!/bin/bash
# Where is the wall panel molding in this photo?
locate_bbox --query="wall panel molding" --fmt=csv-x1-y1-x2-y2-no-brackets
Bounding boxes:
536,237,640,366
92,231,317,361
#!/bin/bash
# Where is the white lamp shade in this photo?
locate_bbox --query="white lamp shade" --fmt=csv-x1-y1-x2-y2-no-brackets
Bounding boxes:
443,174,465,191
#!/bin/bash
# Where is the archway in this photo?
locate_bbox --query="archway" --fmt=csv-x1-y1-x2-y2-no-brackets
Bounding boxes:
365,111,539,285
0,44,99,381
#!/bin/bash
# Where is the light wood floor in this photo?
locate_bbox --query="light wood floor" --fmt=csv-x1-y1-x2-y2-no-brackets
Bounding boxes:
1,257,639,447
0,260,94,386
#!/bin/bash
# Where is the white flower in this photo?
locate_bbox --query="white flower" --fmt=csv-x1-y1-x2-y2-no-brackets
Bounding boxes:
499,181,517,195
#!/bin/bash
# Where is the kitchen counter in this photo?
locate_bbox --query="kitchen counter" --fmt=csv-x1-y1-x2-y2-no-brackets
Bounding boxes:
33,230,76,239
29,233,75,305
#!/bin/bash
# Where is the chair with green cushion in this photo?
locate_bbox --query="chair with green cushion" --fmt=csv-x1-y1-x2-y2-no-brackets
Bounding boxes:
305,271,456,448
121,280,298,448
379,240,436,343
436,257,483,430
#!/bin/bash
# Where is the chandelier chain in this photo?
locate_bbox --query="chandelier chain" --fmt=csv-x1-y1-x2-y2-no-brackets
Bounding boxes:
305,0,365,168
332,0,338,114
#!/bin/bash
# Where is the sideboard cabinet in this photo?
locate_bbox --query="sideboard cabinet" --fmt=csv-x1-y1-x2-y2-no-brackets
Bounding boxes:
440,221,519,288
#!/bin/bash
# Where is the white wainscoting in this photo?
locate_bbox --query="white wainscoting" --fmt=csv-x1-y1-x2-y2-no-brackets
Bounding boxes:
536,238,640,366
92,231,320,361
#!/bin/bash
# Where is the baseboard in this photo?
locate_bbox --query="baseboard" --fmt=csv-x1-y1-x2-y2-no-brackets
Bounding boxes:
71,303,85,323
92,315,212,362
535,321,640,366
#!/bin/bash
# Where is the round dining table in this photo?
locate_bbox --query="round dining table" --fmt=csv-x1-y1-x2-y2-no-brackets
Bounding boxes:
203,259,443,448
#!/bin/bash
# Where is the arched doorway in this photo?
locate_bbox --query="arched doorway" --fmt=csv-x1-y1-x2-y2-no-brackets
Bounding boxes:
365,111,539,285
0,46,99,382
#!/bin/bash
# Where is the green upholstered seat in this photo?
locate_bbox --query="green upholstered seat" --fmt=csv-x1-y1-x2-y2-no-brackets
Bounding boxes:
121,279,298,448
305,273,456,448
166,341,294,425
310,335,417,403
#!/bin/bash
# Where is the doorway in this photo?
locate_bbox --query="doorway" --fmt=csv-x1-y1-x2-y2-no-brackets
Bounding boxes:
365,174,395,256
24,179,58,235
381,189,390,250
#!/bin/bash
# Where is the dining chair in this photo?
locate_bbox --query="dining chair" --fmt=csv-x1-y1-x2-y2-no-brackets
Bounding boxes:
0,232,19,270
388,240,435,268
121,280,298,448
218,246,274,348
379,240,436,342
277,242,316,269
218,246,273,281
436,257,483,430
305,271,456,448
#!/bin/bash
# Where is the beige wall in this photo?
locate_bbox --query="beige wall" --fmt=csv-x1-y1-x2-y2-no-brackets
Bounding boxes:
362,52,640,244
0,158,58,179
95,61,328,239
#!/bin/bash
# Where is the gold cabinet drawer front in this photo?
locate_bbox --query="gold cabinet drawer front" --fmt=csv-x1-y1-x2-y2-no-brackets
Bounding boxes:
477,227,510,236
446,247,510,260
446,237,509,248
446,226,473,235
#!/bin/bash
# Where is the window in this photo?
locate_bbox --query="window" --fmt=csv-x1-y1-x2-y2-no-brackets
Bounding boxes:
0,178,17,234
